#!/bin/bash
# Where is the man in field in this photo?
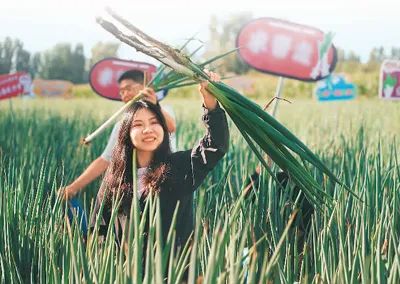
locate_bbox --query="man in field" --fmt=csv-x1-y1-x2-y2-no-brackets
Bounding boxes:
61,69,176,200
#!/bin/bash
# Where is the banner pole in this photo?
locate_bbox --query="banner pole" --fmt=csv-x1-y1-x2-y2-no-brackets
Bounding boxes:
272,76,285,117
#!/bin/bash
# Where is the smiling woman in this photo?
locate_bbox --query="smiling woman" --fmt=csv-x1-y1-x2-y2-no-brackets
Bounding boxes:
98,100,172,205
90,71,229,259
130,108,165,158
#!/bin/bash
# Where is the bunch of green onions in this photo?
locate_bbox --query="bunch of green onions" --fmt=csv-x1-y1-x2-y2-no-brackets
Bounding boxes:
91,8,355,210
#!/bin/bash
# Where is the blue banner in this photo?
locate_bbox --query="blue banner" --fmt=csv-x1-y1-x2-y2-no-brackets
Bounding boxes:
315,74,356,101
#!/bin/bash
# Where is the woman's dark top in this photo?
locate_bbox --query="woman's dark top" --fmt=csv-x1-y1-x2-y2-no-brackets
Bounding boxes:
93,104,229,248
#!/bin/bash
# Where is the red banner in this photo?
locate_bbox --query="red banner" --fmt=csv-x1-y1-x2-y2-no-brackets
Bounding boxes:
0,72,31,100
236,18,337,81
89,58,157,101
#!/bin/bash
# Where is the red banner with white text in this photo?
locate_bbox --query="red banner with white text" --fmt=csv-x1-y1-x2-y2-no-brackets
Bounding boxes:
0,72,31,100
237,18,337,81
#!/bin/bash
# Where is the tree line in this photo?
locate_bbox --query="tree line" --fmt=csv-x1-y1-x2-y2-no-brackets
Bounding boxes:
0,38,119,84
1,13,399,83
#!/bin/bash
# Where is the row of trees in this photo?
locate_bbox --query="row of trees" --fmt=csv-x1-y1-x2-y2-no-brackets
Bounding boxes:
0,38,119,84
2,14,400,82
335,46,400,73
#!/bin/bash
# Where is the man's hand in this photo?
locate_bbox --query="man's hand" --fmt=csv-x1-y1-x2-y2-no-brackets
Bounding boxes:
57,157,109,201
58,186,76,201
139,87,157,105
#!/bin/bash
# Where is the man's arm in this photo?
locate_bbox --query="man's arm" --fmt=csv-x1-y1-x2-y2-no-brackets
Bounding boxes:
161,107,176,133
62,157,109,199
61,121,120,200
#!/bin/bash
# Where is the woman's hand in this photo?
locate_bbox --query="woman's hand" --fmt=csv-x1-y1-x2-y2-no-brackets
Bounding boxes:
199,70,221,111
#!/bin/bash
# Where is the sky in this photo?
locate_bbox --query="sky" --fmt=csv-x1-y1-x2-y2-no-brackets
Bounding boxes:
1,0,399,63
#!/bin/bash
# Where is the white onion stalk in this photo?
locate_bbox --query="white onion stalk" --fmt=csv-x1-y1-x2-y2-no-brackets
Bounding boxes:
82,94,144,144
97,8,197,79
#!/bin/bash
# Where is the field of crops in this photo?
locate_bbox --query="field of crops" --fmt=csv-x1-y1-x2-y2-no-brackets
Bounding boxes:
1,96,399,283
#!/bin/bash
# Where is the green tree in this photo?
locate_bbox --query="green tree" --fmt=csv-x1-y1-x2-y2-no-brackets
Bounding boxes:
29,52,42,79
335,47,362,73
365,46,386,72
390,47,400,59
71,44,86,83
15,44,31,73
89,41,120,67
40,43,86,83
368,46,386,63
345,51,361,62
204,12,253,75
0,37,14,74
0,37,32,74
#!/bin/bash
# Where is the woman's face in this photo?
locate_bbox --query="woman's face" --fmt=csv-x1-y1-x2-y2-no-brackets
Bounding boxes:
130,108,164,153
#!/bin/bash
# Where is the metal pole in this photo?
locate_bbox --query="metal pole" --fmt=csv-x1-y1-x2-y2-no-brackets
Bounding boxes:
272,76,285,117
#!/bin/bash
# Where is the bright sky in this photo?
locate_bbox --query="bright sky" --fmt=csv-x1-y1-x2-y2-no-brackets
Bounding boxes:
1,0,399,63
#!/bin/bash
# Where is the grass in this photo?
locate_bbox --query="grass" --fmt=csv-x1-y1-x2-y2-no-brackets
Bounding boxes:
0,97,399,283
